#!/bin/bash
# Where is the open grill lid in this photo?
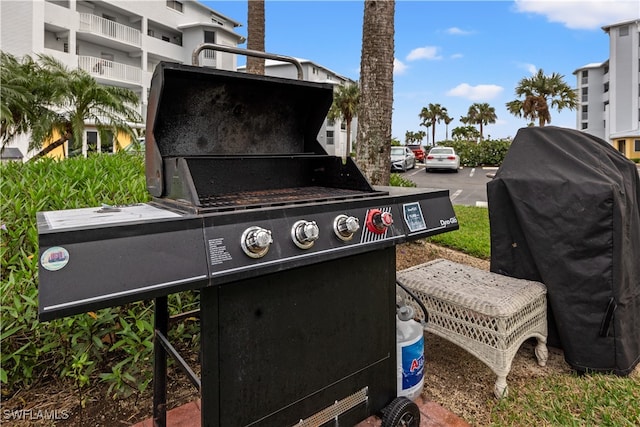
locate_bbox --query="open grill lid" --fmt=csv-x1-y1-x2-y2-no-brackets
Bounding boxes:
145,45,378,211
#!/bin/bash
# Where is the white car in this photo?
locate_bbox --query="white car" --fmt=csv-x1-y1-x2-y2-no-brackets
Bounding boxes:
390,146,416,172
425,146,460,173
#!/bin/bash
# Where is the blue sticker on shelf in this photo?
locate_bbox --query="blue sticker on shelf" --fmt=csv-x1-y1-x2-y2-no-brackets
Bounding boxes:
41,246,70,271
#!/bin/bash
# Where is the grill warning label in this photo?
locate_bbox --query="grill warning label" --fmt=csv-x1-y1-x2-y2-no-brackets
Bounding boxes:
403,202,427,232
208,238,232,266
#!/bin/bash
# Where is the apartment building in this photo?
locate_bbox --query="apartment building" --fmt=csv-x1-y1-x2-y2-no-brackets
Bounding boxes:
239,59,357,158
573,19,640,160
0,0,245,159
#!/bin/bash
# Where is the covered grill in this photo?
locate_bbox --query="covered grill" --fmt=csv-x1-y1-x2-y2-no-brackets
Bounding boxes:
38,45,459,426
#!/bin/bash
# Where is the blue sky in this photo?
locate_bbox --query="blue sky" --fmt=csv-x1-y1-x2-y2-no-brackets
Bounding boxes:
203,0,639,142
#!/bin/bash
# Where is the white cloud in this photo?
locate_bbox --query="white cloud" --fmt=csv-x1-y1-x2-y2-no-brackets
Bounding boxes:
406,46,442,61
446,27,473,35
450,53,464,60
517,62,538,74
394,58,408,75
513,0,639,30
446,83,504,101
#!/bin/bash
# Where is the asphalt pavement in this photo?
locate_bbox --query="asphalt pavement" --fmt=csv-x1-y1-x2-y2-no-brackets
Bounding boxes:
403,163,495,207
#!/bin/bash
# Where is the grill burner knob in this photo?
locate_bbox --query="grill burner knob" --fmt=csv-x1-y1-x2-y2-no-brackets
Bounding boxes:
333,214,360,241
241,226,273,258
291,220,320,249
366,209,393,234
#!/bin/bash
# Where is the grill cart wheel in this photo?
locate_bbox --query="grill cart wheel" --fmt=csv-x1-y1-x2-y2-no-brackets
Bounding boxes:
381,397,421,427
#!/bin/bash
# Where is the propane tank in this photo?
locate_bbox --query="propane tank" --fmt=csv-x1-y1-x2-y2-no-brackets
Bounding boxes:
396,305,425,400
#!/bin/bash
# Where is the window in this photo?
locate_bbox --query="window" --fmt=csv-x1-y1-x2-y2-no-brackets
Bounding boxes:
604,82,609,93
86,131,98,154
203,31,216,58
634,140,640,152
166,0,183,12
619,25,629,37
63,42,68,53
604,65,609,74
604,101,609,111
581,105,588,121
581,122,588,130
101,131,113,153
327,119,335,127
161,35,170,42
210,13,224,26
148,29,154,37
341,122,346,130
581,70,588,85
582,87,588,102
326,130,334,145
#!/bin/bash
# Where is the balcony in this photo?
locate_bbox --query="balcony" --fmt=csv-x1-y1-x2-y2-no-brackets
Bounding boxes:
78,56,142,87
78,13,141,49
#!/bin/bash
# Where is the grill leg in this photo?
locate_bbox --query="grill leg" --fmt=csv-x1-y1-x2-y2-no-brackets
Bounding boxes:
153,296,169,427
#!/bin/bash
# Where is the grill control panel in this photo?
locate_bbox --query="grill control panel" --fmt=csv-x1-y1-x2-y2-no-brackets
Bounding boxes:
37,187,458,320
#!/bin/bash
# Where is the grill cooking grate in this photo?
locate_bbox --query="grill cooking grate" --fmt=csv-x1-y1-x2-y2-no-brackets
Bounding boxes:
199,186,378,212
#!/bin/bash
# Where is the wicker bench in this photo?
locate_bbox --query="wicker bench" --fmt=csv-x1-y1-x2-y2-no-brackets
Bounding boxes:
397,259,548,398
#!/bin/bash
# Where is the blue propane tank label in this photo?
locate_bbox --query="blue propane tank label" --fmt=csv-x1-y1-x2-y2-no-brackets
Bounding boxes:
401,335,425,390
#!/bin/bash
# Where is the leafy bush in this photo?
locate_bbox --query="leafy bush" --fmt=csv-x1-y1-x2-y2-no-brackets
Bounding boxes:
390,173,417,187
440,139,511,167
0,154,199,398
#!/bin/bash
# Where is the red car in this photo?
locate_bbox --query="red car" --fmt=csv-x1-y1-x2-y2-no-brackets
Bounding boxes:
406,144,426,163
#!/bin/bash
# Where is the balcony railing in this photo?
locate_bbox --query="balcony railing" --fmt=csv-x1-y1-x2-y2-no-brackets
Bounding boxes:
78,56,142,85
78,13,141,46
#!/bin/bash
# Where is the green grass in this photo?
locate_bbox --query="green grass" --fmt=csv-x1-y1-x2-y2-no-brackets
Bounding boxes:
490,371,640,426
426,205,491,259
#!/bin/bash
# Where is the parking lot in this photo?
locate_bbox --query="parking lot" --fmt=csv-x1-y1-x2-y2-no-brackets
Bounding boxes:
401,163,497,207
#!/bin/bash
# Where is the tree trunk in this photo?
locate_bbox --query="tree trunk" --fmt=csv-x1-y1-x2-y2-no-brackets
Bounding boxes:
246,0,265,75
346,120,352,158
30,133,71,161
355,0,395,185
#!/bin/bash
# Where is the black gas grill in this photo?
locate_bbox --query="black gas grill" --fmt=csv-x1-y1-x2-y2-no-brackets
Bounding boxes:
37,45,459,427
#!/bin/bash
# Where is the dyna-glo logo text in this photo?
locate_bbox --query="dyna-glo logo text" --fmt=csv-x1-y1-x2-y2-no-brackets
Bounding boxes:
440,217,458,227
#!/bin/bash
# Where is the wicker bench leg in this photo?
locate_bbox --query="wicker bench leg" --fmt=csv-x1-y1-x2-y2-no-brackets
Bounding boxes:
494,374,508,399
535,337,549,367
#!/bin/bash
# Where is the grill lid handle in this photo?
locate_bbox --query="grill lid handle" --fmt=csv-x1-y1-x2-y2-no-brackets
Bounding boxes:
191,43,304,80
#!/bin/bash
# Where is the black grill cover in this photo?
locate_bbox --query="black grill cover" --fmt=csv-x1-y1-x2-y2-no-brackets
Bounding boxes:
487,126,640,375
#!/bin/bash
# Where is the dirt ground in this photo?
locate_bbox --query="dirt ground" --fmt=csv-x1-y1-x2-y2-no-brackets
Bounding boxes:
2,240,573,426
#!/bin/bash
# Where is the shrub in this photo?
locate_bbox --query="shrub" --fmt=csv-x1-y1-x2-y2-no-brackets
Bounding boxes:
390,173,417,187
0,154,199,398
440,139,511,167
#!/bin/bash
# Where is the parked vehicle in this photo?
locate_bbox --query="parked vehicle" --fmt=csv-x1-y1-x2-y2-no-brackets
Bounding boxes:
425,146,460,172
406,144,426,163
391,146,416,172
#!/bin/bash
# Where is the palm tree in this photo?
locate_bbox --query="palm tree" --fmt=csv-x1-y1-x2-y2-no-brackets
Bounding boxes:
27,55,142,160
443,115,453,141
419,103,447,145
328,83,359,158
355,0,395,185
451,125,480,141
506,69,577,127
461,102,497,140
246,0,265,75
405,130,426,144
1,52,58,147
